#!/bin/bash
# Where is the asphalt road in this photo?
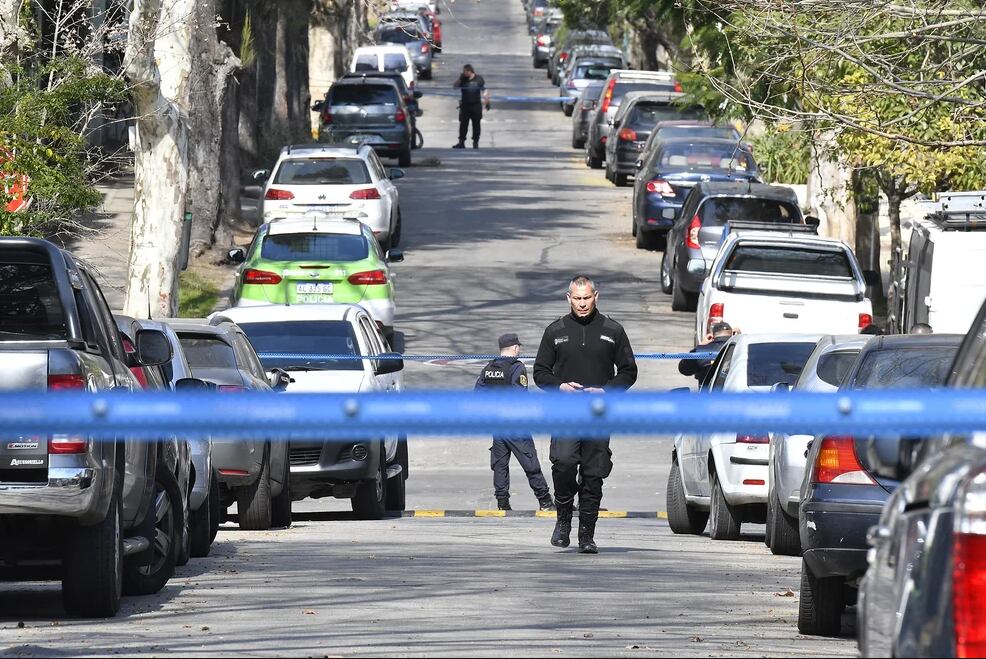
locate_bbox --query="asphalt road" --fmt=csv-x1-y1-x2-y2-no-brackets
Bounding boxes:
0,0,856,656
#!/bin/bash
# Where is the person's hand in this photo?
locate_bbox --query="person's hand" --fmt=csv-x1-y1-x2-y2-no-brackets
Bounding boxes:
560,382,583,393
582,387,605,394
703,333,715,344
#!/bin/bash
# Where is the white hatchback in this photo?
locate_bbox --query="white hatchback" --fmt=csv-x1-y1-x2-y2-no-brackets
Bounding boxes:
254,143,404,250
350,45,417,91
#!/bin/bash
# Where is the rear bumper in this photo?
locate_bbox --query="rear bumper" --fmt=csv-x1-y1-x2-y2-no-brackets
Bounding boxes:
0,467,105,522
289,440,381,499
212,439,262,487
319,129,410,154
640,195,682,231
801,502,882,579
713,442,769,506
612,145,641,174
676,256,708,294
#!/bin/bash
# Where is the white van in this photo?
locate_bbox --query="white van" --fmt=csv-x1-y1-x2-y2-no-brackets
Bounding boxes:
350,45,416,90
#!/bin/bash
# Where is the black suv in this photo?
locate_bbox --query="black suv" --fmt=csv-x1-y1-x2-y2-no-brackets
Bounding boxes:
314,77,413,166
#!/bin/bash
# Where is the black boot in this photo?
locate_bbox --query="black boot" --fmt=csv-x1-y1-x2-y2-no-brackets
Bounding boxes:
578,513,598,554
538,495,556,511
497,496,511,511
550,501,573,547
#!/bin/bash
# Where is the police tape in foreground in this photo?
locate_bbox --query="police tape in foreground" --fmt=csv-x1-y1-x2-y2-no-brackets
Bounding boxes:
2,389,985,440
256,352,719,362
421,89,569,104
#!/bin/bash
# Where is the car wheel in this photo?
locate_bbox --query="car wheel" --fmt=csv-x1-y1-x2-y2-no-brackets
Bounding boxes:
798,560,844,636
208,469,220,544
237,447,272,531
392,209,402,248
586,149,603,169
661,250,673,294
671,273,697,312
636,228,661,251
765,491,775,548
123,465,181,596
352,452,387,520
398,148,412,168
385,441,407,512
271,452,292,529
770,497,803,556
546,68,552,80
62,493,122,617
572,135,585,150
563,104,573,117
631,213,637,237
189,481,212,558
176,487,191,568
421,68,432,80
614,173,628,187
666,457,709,535
709,471,741,541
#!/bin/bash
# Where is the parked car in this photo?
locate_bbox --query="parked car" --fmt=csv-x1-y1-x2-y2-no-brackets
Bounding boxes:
418,8,442,51
315,76,414,166
767,335,869,556
798,334,963,637
585,70,678,169
667,333,820,540
168,319,292,531
392,0,437,14
858,301,986,657
374,22,433,79
228,216,404,340
559,53,623,114
695,232,877,344
639,120,742,158
526,0,550,28
661,182,801,306
253,143,405,249
604,91,694,187
549,28,613,85
349,45,416,91
570,80,605,149
0,237,176,617
341,70,424,128
211,304,409,518
531,11,563,68
633,140,761,252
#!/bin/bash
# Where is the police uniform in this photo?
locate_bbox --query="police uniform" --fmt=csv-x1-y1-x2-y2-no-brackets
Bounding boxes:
533,308,638,552
453,73,486,147
474,338,552,510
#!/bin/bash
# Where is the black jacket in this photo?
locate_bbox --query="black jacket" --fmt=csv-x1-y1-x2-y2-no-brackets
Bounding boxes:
678,336,730,383
533,309,637,391
474,357,528,391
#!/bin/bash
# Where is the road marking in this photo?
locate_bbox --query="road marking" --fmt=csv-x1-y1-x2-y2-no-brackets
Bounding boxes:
413,509,446,517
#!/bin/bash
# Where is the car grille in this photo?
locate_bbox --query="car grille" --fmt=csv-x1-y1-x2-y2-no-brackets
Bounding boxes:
289,448,323,467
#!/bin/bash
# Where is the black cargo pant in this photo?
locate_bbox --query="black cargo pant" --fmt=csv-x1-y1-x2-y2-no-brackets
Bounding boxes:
491,436,549,500
458,103,483,144
549,436,613,515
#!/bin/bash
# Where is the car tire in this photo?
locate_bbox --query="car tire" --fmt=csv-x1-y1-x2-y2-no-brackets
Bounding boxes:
563,104,573,117
636,228,661,251
769,498,802,556
62,494,123,618
176,489,191,568
352,452,387,520
392,210,402,248
572,135,585,150
798,560,844,636
666,458,708,535
765,492,775,548
208,469,220,544
614,173,628,187
546,68,552,80
123,465,181,596
421,68,432,80
385,442,407,511
189,484,212,559
586,149,603,169
671,273,697,312
660,250,673,294
631,213,638,237
709,472,741,541
398,147,412,168
271,452,292,529
237,448,272,531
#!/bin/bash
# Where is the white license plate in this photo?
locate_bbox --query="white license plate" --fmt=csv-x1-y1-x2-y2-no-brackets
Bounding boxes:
296,282,333,295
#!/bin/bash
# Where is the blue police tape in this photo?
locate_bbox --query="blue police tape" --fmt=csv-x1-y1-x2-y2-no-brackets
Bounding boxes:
2,389,985,440
256,352,719,362
422,89,565,104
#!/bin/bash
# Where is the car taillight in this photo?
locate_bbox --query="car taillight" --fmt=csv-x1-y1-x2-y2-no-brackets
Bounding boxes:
736,434,769,444
685,214,701,249
600,135,607,144
954,467,986,658
47,374,86,391
265,188,295,201
618,127,637,141
566,80,577,89
129,366,149,389
707,303,724,334
350,187,381,200
395,109,407,123
48,436,88,454
218,385,248,393
559,52,568,62
858,313,873,330
420,42,430,53
600,78,616,112
812,436,876,485
674,81,682,93
348,269,388,285
537,35,548,46
645,179,674,196
534,7,544,16
320,109,332,124
243,269,282,285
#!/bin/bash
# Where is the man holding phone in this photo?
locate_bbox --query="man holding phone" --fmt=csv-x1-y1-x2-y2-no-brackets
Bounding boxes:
533,275,638,554
452,64,490,149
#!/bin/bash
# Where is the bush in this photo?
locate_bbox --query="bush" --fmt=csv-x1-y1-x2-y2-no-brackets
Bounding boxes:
750,125,810,185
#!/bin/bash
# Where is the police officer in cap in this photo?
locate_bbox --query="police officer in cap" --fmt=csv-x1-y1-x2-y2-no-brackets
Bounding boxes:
452,64,490,149
475,333,554,511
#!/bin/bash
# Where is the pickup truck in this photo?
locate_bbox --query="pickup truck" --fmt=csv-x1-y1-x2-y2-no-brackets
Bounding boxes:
695,232,877,345
0,237,180,617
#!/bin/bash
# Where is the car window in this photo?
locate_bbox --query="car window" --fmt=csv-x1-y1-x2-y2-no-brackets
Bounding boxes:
261,233,369,262
274,158,371,185
611,81,676,104
232,333,267,378
179,334,238,369
699,197,799,226
658,143,756,174
813,350,859,387
238,320,363,372
366,151,387,180
357,315,382,371
852,346,957,390
80,269,125,361
354,53,378,71
383,53,409,72
724,245,852,278
575,64,616,80
656,126,738,141
711,344,735,391
0,260,68,340
747,342,816,387
378,28,423,43
330,85,398,106
627,102,697,130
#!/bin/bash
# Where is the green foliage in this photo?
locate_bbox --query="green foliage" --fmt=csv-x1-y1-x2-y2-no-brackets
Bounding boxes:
0,58,125,236
178,271,220,317
749,125,810,185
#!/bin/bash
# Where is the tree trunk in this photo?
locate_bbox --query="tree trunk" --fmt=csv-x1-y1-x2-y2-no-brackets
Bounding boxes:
0,0,22,84
807,130,856,246
854,171,885,313
122,0,193,318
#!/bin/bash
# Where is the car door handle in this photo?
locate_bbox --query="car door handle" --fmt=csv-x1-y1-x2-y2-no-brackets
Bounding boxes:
783,312,799,319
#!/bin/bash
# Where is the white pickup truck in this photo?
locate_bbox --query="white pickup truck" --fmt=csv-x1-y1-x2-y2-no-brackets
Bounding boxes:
695,232,877,344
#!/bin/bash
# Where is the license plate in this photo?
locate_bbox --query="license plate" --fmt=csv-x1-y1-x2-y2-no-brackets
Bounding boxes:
296,282,333,295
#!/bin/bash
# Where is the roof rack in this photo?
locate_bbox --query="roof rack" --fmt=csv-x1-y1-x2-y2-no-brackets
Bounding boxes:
722,220,818,237
918,192,986,230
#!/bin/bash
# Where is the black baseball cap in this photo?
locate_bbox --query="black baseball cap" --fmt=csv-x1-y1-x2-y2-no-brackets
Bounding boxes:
710,321,733,335
498,333,521,349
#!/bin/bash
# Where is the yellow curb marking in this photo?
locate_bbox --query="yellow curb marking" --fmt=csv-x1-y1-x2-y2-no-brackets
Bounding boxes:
535,510,558,518
474,509,506,517
414,510,446,517
598,511,629,518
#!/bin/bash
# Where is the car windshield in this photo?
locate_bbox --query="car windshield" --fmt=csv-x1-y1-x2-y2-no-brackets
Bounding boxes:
657,143,756,174
656,126,738,141
611,81,676,104
724,246,852,278
354,54,378,71
178,334,238,369
261,233,369,262
378,28,423,43
852,346,957,389
237,321,363,371
383,53,409,72
627,102,697,130
747,342,816,387
699,197,800,226
0,261,68,340
574,64,615,80
274,158,371,185
331,85,397,106
812,350,860,387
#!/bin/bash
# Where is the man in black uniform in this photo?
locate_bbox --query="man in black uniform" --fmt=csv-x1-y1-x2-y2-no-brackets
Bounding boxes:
678,321,734,385
475,333,554,511
534,275,637,554
452,64,490,149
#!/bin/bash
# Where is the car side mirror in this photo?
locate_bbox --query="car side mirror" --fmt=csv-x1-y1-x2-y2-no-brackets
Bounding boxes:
252,169,270,182
863,270,882,287
268,368,295,392
387,248,404,263
227,247,246,264
864,436,921,481
669,387,691,394
388,331,406,354
311,100,324,112
389,168,406,180
805,215,821,230
413,91,423,99
375,353,404,375
771,382,791,393
175,377,213,392
135,329,172,367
